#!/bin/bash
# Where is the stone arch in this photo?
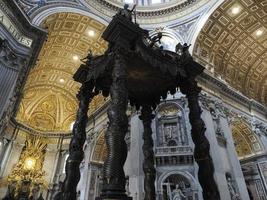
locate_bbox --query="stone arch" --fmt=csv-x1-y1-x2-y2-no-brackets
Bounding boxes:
31,6,109,26
231,120,262,158
156,102,188,146
156,101,185,118
192,0,267,105
157,170,198,192
149,28,185,51
90,130,107,164
189,0,225,53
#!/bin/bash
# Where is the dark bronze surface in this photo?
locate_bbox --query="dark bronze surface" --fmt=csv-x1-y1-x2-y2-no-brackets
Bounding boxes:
62,81,95,200
140,105,156,200
63,12,220,200
180,80,220,200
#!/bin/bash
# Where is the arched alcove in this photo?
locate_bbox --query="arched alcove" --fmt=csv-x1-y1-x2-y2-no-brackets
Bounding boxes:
231,120,262,158
156,102,188,147
91,130,107,164
157,171,198,200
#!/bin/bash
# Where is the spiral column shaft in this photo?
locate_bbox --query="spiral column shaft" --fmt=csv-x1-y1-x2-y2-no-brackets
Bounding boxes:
140,105,156,200
62,81,94,200
182,80,220,200
100,50,129,199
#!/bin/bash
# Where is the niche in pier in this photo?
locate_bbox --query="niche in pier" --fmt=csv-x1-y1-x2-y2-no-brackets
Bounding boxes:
156,103,188,147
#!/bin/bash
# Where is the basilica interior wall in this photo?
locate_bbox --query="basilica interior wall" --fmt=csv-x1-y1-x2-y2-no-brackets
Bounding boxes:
0,0,266,200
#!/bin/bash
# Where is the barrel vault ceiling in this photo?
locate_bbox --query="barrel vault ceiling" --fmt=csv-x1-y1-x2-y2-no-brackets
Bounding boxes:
231,120,262,158
16,13,107,134
193,0,267,105
15,0,267,134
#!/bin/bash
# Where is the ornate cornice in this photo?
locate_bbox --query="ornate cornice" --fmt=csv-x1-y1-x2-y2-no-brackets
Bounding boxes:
92,0,198,17
80,0,211,25
11,119,72,138
198,72,267,118
199,89,267,137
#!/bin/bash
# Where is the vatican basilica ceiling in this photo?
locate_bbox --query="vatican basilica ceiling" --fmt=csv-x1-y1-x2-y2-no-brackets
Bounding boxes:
14,0,267,135
231,120,262,158
16,13,108,133
194,0,267,105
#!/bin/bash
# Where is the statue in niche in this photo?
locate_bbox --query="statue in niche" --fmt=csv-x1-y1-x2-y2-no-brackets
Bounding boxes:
2,181,16,200
164,123,177,142
226,176,240,200
171,185,186,200
117,4,136,22
210,108,223,136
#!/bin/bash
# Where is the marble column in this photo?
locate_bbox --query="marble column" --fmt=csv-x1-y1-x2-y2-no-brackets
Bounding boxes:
0,139,13,177
124,115,145,200
220,117,250,200
78,138,93,200
201,109,231,200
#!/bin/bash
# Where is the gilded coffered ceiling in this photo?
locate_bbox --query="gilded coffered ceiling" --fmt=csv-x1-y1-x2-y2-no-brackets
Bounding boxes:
231,120,261,158
193,0,267,105
16,13,108,133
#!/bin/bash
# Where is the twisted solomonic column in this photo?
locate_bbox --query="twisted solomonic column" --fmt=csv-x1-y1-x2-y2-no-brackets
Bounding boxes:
100,49,130,199
139,105,156,200
62,81,95,200
181,80,220,200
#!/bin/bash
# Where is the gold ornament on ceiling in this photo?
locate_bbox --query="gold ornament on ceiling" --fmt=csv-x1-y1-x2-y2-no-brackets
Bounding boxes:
193,0,267,105
231,120,262,158
158,104,181,117
16,13,108,133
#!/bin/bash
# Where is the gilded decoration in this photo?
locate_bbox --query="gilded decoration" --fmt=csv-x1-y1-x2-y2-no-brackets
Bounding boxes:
16,13,108,133
231,120,262,158
7,136,47,198
91,131,107,164
158,104,181,117
194,0,267,105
